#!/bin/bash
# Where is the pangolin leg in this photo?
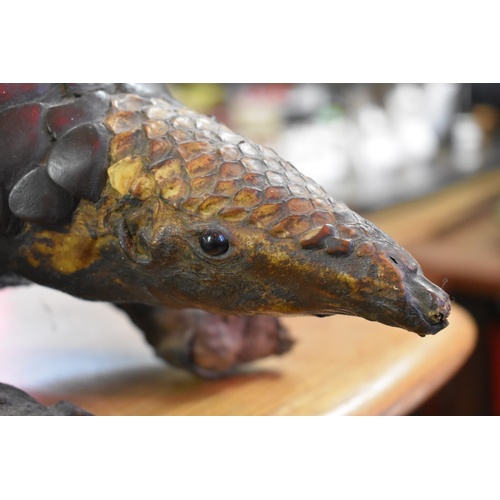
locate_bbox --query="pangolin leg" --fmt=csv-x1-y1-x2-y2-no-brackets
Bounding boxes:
118,304,294,378
0,382,92,416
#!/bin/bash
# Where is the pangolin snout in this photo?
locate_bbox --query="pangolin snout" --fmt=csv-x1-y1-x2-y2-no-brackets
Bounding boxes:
406,275,451,335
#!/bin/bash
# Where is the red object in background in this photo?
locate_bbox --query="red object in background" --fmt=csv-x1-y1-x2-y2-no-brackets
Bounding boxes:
243,83,291,101
488,321,500,415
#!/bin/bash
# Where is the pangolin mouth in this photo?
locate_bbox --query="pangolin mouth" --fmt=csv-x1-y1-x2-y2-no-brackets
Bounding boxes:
403,281,452,336
424,300,451,334
419,313,449,336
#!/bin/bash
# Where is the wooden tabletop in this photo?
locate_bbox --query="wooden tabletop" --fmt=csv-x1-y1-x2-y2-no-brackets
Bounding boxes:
0,284,476,416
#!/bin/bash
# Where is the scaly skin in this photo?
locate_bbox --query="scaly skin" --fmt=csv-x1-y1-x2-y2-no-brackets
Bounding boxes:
1,86,450,337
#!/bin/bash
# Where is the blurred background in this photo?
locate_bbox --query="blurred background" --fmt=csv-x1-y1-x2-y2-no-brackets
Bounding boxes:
170,83,500,415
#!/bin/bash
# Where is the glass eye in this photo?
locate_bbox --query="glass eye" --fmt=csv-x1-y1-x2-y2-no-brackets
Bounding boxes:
199,230,229,256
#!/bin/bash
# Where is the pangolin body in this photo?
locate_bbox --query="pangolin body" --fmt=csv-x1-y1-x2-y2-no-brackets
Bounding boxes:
0,83,451,385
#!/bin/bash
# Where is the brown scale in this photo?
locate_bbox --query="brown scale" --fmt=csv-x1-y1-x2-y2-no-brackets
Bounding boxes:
301,224,337,248
300,224,354,257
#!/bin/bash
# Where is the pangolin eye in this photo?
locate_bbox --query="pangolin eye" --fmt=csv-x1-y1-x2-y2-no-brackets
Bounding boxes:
199,230,229,256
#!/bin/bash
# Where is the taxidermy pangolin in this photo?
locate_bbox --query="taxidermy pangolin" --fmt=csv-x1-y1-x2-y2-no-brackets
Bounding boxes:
0,83,450,415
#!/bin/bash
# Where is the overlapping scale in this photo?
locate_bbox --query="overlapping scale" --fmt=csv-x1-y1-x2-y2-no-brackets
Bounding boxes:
0,103,49,187
102,94,342,241
9,167,77,224
47,123,111,201
0,83,57,111
46,91,110,138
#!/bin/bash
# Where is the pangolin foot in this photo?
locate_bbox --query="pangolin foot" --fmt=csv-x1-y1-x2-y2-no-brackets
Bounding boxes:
156,311,294,378
118,304,295,378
